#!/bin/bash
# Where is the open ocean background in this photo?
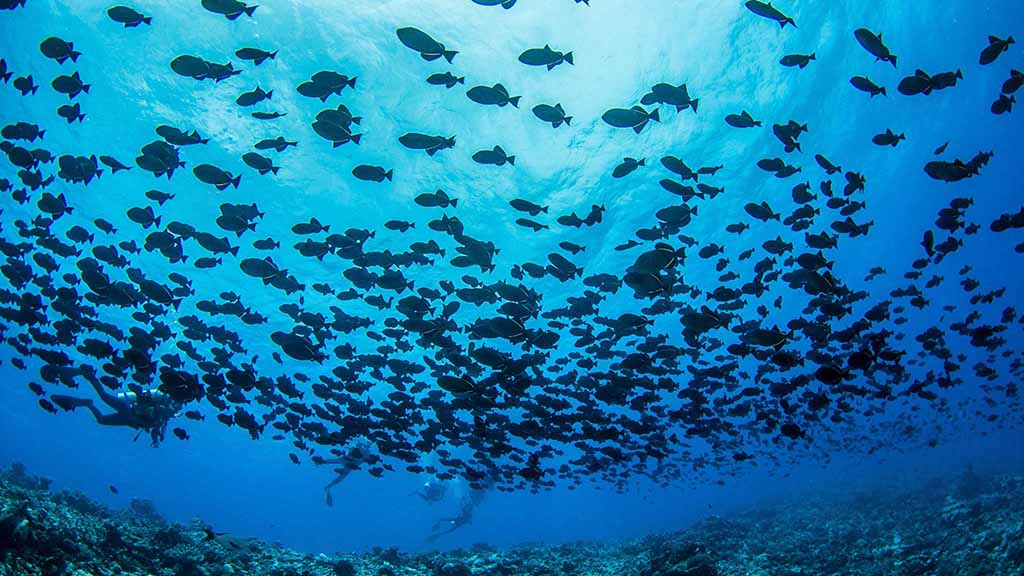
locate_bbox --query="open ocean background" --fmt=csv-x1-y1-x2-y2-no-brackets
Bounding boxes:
1,0,1022,554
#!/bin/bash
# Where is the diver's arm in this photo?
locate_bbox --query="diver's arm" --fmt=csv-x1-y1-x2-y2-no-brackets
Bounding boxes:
83,372,131,413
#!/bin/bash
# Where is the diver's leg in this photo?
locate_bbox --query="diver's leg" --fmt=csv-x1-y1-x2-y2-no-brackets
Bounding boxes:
323,469,350,507
51,395,132,426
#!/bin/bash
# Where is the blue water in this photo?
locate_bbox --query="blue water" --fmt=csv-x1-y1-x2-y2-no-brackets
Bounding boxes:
1,0,1023,553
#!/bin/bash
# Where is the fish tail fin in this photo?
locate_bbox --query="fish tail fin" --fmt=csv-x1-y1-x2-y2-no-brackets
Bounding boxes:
71,50,82,62
154,216,162,228
77,113,86,122
783,17,795,28
443,50,458,63
351,133,362,145
385,169,393,181
650,109,661,122
507,156,515,165
270,50,278,60
271,166,280,175
348,76,357,88
564,52,574,65
142,16,152,25
889,55,898,68
231,245,239,257
690,99,699,113
509,96,521,108
637,159,645,166
266,90,273,99
352,116,362,125
1,72,10,82
232,175,241,188
244,5,257,17
458,76,465,84
82,84,91,94
450,198,458,208
879,87,887,97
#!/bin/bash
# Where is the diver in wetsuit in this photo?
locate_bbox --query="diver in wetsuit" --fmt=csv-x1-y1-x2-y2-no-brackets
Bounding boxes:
318,440,376,507
413,480,447,503
50,371,180,447
427,477,490,542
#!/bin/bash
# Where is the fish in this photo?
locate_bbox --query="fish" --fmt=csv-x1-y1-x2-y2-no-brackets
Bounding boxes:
414,189,457,208
780,53,815,68
352,165,393,182
252,111,286,120
396,27,457,63
472,145,515,166
13,75,38,95
872,129,906,147
640,83,698,113
601,106,660,133
466,83,520,107
39,36,82,64
51,72,90,99
725,111,761,128
193,164,241,190
427,72,464,89
850,76,887,97
854,28,897,67
744,1,796,28
254,137,297,152
472,0,517,8
532,104,572,128
991,94,1016,115
612,157,645,178
57,103,86,123
242,152,280,175
235,47,277,66
107,5,151,27
518,45,573,70
201,0,257,20
980,35,1015,66
399,133,455,156
236,86,273,107
1002,69,1023,95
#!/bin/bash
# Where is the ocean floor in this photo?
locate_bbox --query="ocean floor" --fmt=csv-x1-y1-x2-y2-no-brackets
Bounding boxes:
0,463,1021,576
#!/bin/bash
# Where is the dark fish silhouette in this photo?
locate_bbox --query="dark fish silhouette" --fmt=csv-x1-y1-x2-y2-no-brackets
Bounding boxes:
518,45,573,70
396,27,457,63
235,47,277,66
602,106,660,133
427,71,464,88
980,35,1014,66
854,28,897,67
744,1,796,28
39,36,81,64
202,0,257,20
399,133,455,156
467,83,520,107
107,5,151,27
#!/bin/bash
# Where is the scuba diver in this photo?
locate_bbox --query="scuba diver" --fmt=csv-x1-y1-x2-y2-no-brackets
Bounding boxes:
50,371,180,447
427,474,492,542
317,439,377,507
412,480,447,503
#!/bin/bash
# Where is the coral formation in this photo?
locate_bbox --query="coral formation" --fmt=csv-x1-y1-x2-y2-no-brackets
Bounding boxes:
0,463,1021,576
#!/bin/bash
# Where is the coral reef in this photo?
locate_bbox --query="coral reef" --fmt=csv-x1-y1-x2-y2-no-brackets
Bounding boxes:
0,463,1021,576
